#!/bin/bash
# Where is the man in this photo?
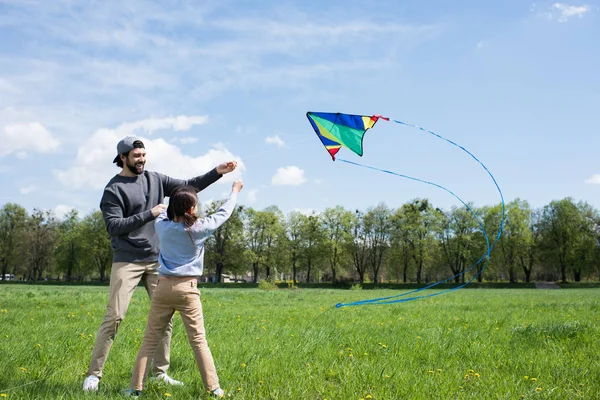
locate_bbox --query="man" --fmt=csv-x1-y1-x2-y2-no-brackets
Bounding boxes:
83,136,237,392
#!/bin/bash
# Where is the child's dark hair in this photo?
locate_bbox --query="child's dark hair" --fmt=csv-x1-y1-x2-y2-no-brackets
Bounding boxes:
167,186,199,229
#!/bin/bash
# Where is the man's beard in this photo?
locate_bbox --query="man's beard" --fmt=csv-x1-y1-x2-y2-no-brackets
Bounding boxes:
125,159,145,175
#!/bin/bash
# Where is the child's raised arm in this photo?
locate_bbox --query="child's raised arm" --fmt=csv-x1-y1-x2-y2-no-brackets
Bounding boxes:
192,180,243,237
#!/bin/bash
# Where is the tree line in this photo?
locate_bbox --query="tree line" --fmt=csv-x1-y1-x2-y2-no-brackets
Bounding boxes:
0,197,598,284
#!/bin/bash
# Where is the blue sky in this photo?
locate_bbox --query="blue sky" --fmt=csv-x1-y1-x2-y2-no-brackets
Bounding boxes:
0,0,599,219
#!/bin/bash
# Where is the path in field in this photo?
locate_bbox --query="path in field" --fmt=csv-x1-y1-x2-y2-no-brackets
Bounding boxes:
535,281,561,289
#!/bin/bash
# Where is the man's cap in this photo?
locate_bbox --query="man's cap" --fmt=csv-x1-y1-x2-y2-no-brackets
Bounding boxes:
113,136,143,163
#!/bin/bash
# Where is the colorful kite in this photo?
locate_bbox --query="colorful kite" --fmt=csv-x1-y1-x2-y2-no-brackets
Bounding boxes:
305,111,505,307
306,112,389,160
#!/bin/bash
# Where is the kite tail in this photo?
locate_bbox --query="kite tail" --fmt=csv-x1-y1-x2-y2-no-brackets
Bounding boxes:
335,120,505,308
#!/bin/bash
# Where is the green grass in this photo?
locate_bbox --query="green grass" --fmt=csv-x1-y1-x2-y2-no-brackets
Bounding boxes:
0,286,598,399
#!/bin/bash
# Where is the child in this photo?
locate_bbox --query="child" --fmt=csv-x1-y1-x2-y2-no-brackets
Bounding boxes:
124,180,243,398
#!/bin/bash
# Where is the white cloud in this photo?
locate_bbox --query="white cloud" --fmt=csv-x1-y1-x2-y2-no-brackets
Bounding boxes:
584,174,600,184
1,122,59,156
543,3,590,22
271,166,307,186
53,116,245,190
173,136,199,144
116,115,209,136
19,185,36,195
54,205,79,220
246,189,258,203
294,208,316,216
265,134,286,148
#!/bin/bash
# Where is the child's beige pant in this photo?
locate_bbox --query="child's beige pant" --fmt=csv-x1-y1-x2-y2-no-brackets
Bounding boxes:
130,276,219,392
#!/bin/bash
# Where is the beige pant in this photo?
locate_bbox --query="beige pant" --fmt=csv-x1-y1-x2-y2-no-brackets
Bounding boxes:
130,276,219,391
87,262,172,378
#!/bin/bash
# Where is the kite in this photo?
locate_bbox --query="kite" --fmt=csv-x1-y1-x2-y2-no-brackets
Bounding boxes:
305,111,505,308
306,112,389,160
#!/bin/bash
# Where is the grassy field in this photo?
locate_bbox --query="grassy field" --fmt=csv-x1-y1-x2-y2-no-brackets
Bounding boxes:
0,285,598,399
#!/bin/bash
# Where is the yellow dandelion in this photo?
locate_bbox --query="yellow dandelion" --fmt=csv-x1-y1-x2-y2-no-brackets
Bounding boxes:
164,393,171,397
524,376,529,380
20,367,27,372
385,375,390,379
531,378,537,381
428,370,434,374
536,387,541,391
416,336,421,339
241,363,246,368
459,386,463,389
237,388,242,391
468,369,474,373
520,395,524,399
36,344,41,347
305,364,310,367
259,380,263,384
366,396,373,399
136,329,141,333
363,353,368,356
349,354,353,358
1,394,6,397
474,373,480,378
437,369,443,372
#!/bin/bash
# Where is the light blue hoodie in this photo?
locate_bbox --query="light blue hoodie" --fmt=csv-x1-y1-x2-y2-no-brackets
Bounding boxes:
155,192,238,277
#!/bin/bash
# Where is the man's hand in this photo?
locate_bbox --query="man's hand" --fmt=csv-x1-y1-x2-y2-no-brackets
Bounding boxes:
232,180,244,193
151,204,167,218
217,161,237,175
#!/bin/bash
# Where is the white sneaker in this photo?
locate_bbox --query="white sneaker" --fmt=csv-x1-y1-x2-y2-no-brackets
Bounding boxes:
122,388,142,397
150,373,184,386
83,375,99,392
210,388,225,397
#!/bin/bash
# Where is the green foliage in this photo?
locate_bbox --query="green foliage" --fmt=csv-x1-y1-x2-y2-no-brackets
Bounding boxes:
257,279,279,291
349,283,362,290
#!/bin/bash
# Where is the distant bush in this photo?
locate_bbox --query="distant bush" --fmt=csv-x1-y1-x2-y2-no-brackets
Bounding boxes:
350,283,362,291
258,279,279,291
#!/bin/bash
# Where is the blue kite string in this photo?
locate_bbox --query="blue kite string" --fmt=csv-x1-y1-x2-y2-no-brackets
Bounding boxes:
334,119,505,307
336,159,491,306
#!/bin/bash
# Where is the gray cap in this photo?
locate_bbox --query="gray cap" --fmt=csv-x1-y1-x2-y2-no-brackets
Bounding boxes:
113,136,143,163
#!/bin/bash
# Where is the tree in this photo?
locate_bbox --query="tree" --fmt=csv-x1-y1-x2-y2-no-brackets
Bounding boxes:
401,199,437,284
321,206,352,284
244,207,283,282
538,198,583,283
285,211,304,284
347,210,369,283
572,201,599,282
203,202,245,282
80,211,112,281
0,203,27,280
363,203,391,283
24,209,58,280
437,205,481,283
55,209,84,281
298,213,325,283
389,207,413,283
496,199,534,283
